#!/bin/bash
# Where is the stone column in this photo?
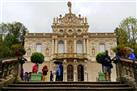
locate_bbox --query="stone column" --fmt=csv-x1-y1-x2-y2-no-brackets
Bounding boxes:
55,39,58,53
52,39,55,54
83,39,86,53
52,60,56,81
64,36,67,53
84,60,88,81
74,59,77,81
63,59,67,81
87,39,89,55
74,36,76,53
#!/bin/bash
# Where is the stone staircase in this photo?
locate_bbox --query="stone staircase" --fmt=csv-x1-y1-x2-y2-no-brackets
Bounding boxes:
1,81,134,91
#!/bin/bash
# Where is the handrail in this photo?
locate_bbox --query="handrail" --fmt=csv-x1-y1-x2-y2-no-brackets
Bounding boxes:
116,58,137,88
0,58,19,79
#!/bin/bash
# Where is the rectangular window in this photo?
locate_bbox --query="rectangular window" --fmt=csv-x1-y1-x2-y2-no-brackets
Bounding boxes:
36,44,42,52
99,44,105,52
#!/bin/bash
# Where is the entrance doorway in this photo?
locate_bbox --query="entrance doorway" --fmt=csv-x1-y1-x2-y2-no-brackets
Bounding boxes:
54,61,63,81
77,64,84,81
67,64,74,81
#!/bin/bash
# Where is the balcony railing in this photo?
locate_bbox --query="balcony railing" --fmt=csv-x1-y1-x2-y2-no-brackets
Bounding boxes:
53,53,87,59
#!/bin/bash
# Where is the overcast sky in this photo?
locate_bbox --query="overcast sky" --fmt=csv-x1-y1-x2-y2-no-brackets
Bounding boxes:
0,0,136,33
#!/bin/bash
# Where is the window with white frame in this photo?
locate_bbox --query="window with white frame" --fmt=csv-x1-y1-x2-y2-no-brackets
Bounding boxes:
36,43,42,53
76,40,83,53
58,40,64,53
99,43,105,52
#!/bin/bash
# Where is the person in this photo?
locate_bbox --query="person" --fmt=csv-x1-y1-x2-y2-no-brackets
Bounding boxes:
56,64,61,81
42,65,48,81
24,72,28,81
128,52,136,61
103,50,113,81
32,64,38,73
112,50,121,64
27,72,31,81
50,71,53,81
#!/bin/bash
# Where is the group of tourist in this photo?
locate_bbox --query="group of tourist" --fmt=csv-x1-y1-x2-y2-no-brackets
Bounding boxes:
104,49,136,81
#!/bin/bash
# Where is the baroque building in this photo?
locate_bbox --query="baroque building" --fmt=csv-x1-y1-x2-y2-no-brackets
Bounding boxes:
24,2,117,81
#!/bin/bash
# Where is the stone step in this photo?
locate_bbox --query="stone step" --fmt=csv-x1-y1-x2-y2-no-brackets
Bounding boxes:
2,82,134,91
2,87,134,91
16,81,121,84
8,83,129,87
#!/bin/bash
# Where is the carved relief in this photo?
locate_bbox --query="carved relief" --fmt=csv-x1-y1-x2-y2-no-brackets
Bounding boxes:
67,40,74,53
45,48,49,56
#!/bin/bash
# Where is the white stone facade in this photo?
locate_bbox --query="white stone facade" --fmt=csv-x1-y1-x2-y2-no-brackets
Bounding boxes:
23,2,117,82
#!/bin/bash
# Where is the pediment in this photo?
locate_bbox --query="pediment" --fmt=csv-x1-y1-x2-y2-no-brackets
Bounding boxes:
58,13,83,26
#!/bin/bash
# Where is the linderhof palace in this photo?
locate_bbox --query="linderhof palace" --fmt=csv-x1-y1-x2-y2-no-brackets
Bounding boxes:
24,1,117,82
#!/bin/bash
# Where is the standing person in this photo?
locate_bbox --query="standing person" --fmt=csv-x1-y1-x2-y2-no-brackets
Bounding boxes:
42,65,48,81
27,72,31,81
50,71,53,81
32,64,38,73
103,50,113,81
24,72,28,81
56,64,61,81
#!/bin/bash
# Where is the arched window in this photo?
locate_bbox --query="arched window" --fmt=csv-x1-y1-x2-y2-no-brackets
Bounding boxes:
36,43,42,53
58,40,64,53
77,64,84,81
76,40,83,53
67,64,74,81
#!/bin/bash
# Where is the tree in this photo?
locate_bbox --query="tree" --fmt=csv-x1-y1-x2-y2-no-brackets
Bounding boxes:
0,22,27,80
115,17,137,57
120,17,137,49
11,44,26,57
114,28,128,48
31,52,44,73
0,22,27,58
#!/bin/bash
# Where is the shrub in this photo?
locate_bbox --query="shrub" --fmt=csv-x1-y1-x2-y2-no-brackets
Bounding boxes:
31,52,44,64
96,52,105,64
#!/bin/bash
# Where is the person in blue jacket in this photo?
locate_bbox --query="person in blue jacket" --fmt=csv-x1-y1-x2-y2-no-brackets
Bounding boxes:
128,52,136,61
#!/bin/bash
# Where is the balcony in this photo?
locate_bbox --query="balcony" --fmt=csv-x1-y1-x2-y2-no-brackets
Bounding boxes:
53,53,87,59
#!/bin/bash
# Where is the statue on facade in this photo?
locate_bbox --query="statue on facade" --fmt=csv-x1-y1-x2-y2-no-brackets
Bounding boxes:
67,1,72,13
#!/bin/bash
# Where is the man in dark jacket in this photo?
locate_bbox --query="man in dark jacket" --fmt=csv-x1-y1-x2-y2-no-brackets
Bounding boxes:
103,50,113,81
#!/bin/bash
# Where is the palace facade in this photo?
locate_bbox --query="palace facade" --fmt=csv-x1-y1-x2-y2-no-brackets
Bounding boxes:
24,2,117,81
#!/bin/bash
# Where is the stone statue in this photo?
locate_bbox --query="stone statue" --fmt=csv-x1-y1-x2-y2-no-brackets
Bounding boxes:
67,1,72,13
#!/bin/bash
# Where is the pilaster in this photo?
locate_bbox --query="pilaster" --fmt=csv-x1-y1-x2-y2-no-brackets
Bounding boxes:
55,39,58,53
74,59,77,81
74,36,76,53
64,36,67,53
83,39,86,53
84,60,88,81
63,59,67,81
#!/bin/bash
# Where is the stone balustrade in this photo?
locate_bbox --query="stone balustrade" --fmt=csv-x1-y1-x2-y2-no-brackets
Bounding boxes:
53,53,87,59
116,58,137,89
0,58,19,89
